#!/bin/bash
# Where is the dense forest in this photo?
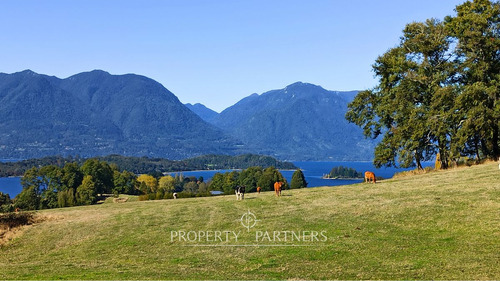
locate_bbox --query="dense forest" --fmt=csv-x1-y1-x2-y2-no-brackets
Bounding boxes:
0,154,296,177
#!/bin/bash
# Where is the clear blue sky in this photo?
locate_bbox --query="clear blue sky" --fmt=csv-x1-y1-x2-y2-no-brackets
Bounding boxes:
0,0,465,112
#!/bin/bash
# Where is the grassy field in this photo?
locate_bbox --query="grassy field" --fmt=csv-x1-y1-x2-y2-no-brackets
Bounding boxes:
0,162,499,280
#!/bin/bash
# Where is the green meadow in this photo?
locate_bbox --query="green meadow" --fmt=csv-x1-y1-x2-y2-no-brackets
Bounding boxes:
1,162,499,280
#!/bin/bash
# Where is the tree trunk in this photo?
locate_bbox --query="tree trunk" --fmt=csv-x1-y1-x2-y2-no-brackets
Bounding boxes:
475,138,481,163
439,149,449,169
437,138,449,169
415,154,423,170
492,123,499,161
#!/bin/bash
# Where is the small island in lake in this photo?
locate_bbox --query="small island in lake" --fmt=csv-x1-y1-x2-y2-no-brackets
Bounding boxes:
323,166,363,179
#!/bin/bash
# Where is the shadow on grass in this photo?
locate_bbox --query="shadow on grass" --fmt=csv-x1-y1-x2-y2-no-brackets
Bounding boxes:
0,212,36,229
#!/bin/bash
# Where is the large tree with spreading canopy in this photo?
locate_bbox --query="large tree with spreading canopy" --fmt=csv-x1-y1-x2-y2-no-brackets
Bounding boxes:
346,0,500,169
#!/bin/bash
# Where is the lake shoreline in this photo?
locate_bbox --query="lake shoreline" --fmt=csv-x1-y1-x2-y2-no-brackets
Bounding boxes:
321,176,364,180
1,161,431,198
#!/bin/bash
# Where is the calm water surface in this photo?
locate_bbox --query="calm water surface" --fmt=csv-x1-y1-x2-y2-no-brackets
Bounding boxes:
0,177,22,198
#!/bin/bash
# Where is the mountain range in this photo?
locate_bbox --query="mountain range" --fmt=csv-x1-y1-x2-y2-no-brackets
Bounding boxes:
188,82,375,160
0,70,241,159
0,70,375,161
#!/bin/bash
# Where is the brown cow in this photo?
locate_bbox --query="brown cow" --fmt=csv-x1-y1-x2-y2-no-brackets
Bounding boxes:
364,171,376,184
257,186,261,194
274,181,283,197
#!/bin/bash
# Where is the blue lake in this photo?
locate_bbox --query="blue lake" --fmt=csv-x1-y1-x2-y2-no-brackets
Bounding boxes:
0,161,431,198
172,161,430,187
0,177,22,198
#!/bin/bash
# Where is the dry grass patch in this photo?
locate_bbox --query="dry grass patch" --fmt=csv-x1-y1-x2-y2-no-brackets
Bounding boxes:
0,212,51,246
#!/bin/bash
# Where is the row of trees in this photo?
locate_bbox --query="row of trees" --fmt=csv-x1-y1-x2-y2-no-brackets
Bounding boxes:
2,159,305,210
11,159,215,209
136,174,210,201
209,167,307,194
134,166,308,201
346,0,500,169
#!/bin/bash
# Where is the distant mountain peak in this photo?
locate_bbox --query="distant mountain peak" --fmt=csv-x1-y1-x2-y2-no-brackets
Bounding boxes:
212,83,375,160
18,69,39,76
186,103,206,107
286,81,305,87
284,81,326,92
185,102,219,123
64,69,113,82
86,69,111,76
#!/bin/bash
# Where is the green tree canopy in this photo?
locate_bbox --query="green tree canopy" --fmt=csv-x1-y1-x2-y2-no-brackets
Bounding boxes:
62,162,84,190
209,167,287,193
14,185,40,210
113,170,138,195
0,192,11,206
81,159,114,194
0,192,12,212
136,174,158,194
158,175,176,193
445,0,500,161
239,166,263,192
222,171,240,194
291,169,307,189
327,166,363,179
77,175,97,205
209,173,224,191
257,167,288,191
346,0,500,168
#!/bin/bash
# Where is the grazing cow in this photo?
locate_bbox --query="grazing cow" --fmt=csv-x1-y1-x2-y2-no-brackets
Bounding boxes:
235,185,245,200
364,171,376,184
274,181,283,197
257,186,261,194
173,193,178,199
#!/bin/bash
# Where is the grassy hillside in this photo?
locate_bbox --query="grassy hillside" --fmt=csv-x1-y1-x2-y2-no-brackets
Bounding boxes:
1,162,499,280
